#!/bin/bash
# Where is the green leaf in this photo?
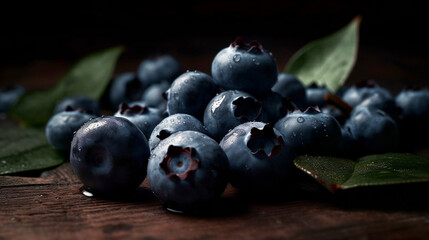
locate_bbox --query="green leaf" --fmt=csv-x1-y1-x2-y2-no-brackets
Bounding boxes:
9,46,124,127
294,153,429,193
285,16,361,92
0,127,64,175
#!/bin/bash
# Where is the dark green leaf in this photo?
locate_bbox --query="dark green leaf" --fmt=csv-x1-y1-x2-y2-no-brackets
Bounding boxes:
294,153,429,193
285,16,360,92
9,46,124,127
0,128,64,175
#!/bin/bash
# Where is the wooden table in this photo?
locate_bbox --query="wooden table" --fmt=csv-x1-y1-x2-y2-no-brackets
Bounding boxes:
1,37,429,240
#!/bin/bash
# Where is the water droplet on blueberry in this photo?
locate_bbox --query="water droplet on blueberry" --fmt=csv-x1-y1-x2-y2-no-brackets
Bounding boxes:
297,116,305,123
233,54,241,62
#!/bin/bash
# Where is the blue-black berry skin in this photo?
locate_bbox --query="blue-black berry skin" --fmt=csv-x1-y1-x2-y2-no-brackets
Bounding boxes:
165,71,218,121
147,131,230,211
211,37,278,95
258,91,295,124
53,95,100,116
351,92,400,121
274,107,342,155
395,89,429,118
46,110,95,152
141,81,170,110
272,73,307,109
109,72,144,110
0,85,25,112
70,116,150,196
137,55,182,86
342,81,392,107
114,102,164,139
203,90,265,141
220,122,294,192
305,83,331,108
344,106,399,156
149,113,208,152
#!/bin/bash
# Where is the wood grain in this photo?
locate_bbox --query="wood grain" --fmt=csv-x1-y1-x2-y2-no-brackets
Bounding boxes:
1,163,429,240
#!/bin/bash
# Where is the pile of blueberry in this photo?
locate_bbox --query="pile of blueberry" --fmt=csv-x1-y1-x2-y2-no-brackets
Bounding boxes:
27,37,429,212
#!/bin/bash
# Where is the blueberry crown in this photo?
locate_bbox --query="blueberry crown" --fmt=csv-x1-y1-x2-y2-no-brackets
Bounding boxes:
160,146,199,181
247,124,284,158
231,37,263,53
119,102,148,115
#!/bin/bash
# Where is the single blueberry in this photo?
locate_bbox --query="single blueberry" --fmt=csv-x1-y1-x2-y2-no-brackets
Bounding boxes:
137,55,182,86
46,109,96,152
147,131,229,212
272,73,307,109
344,106,400,156
211,37,278,95
114,102,164,139
109,72,144,110
220,122,295,193
70,116,150,196
53,95,100,116
141,80,170,110
164,71,218,121
203,90,265,141
0,85,25,112
275,107,342,155
306,83,331,108
149,113,208,152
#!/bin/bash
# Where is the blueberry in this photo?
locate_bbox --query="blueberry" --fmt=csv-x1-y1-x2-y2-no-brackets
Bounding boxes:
395,88,429,118
395,88,429,149
220,122,294,193
258,91,296,124
70,116,150,196
109,72,144,110
274,107,342,155
147,131,229,212
141,81,170,110
204,90,265,141
352,92,400,120
344,106,399,156
164,71,218,120
306,83,331,108
53,95,100,115
137,55,182,86
211,37,278,94
272,73,307,109
0,85,26,112
342,80,392,107
336,127,357,158
149,113,208,152
46,109,96,152
114,102,164,139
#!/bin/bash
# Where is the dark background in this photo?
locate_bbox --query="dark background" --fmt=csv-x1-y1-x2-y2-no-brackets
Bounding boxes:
0,0,428,91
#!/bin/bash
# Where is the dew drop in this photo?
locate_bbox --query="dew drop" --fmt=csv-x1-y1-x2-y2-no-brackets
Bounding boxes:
233,54,241,62
297,116,305,123
82,190,94,197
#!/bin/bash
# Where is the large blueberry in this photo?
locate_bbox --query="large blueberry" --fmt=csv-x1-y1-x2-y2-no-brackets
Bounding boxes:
211,37,278,95
114,102,164,139
272,73,307,109
203,90,265,141
258,91,296,124
147,131,230,212
53,95,100,116
220,122,294,193
137,55,182,86
164,71,218,120
46,110,95,152
149,113,208,152
70,116,150,196
274,107,342,155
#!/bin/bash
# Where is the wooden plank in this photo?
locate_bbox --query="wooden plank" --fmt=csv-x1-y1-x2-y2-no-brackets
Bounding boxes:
1,163,429,240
